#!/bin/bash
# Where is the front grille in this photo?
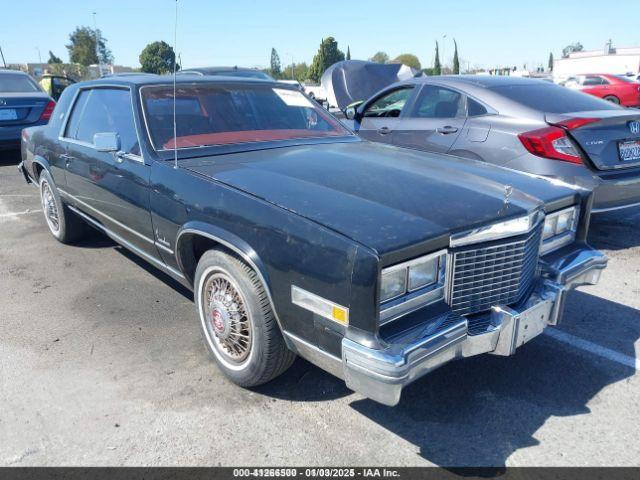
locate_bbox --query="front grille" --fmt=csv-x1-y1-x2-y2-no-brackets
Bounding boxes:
448,223,542,317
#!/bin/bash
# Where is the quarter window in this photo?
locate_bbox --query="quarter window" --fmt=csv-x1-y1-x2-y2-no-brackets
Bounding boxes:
411,86,464,119
467,98,488,117
65,88,140,155
363,88,413,118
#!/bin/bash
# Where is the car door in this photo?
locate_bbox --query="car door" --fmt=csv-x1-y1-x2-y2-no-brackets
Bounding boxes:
62,87,156,257
354,86,416,144
392,84,467,153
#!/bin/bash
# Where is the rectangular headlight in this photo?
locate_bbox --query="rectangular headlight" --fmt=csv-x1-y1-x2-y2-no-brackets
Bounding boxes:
380,251,446,303
408,256,439,291
379,250,448,325
540,206,579,255
380,266,407,302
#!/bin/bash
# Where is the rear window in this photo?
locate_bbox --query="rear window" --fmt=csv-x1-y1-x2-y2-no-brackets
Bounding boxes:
613,75,636,83
141,84,350,150
0,73,41,93
492,84,620,113
207,70,273,80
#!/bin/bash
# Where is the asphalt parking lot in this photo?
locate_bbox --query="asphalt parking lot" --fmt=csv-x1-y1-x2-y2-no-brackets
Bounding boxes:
1,148,639,467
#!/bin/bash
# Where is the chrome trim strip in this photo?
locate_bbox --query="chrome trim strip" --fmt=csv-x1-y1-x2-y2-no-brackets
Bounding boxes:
67,205,185,280
379,286,446,325
58,85,145,164
154,241,174,255
450,210,544,247
592,200,640,213
58,188,155,245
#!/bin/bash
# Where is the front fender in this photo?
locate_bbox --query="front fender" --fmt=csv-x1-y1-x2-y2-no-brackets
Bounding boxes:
175,220,272,292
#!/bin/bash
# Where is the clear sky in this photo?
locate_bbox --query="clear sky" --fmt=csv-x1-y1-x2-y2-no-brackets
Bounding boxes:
1,0,637,71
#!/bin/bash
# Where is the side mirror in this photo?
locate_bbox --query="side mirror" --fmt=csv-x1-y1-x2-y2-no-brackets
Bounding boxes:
94,132,120,153
344,100,364,120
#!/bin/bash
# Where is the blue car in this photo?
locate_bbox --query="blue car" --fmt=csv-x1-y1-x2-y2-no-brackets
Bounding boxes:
0,69,55,151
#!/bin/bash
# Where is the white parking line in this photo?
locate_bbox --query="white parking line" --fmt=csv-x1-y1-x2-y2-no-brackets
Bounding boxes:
0,210,38,219
544,328,640,370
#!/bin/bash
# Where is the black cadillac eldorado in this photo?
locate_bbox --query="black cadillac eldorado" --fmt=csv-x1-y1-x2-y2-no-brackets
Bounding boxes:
19,75,608,406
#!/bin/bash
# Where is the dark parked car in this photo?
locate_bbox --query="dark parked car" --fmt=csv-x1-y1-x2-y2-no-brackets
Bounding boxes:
177,66,274,81
20,76,607,406
0,69,55,151
335,71,640,213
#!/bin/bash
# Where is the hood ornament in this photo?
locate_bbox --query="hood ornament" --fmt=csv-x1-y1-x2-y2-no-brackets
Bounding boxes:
503,185,513,206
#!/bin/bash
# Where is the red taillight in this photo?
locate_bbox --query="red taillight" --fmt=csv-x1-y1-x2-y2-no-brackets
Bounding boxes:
39,100,56,121
554,117,600,130
518,126,583,164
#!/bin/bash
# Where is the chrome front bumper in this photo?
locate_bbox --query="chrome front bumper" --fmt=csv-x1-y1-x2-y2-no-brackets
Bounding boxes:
341,246,607,406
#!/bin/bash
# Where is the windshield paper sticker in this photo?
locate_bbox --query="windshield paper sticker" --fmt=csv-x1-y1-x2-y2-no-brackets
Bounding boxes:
273,88,313,108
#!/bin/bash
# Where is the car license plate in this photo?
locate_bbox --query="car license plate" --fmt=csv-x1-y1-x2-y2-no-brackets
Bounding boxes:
514,299,554,349
618,140,640,162
0,108,18,121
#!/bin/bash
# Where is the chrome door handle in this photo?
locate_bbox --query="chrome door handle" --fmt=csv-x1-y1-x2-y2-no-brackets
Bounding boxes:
436,126,459,134
377,126,392,135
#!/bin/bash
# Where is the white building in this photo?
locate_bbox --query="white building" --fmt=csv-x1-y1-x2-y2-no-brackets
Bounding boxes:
553,47,640,82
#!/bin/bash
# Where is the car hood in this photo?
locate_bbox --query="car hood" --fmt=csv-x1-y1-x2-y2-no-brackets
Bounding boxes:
321,60,421,110
183,141,580,258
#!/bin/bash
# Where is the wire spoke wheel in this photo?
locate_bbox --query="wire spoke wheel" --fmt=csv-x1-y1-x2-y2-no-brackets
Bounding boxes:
202,271,252,364
41,181,60,233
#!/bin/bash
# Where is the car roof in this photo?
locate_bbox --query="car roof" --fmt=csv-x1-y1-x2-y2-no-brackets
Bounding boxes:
180,66,266,74
405,74,547,89
0,69,31,76
68,74,289,88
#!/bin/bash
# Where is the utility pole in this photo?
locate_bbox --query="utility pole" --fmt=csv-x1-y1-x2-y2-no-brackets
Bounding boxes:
35,47,42,63
1,44,8,67
93,12,102,77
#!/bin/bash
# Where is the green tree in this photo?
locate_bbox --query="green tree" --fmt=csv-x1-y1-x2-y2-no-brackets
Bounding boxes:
66,26,113,66
308,37,345,82
562,42,583,58
433,41,441,75
452,40,460,74
392,54,421,70
548,52,554,71
139,41,178,74
281,62,310,81
346,46,351,60
369,51,389,64
48,51,63,64
270,48,281,78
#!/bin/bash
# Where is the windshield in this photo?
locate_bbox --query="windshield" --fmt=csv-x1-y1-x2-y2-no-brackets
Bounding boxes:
492,84,620,113
0,73,41,93
142,84,350,150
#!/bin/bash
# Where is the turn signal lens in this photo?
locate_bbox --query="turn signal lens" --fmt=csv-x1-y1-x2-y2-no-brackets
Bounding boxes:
291,286,349,325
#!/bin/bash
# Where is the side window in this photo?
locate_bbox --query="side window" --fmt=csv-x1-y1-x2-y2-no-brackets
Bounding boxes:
72,88,139,155
363,88,413,118
467,98,488,117
64,90,90,139
583,76,606,86
411,86,464,119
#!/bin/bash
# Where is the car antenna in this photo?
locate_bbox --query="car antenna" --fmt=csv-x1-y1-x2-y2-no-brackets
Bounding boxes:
172,0,179,169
